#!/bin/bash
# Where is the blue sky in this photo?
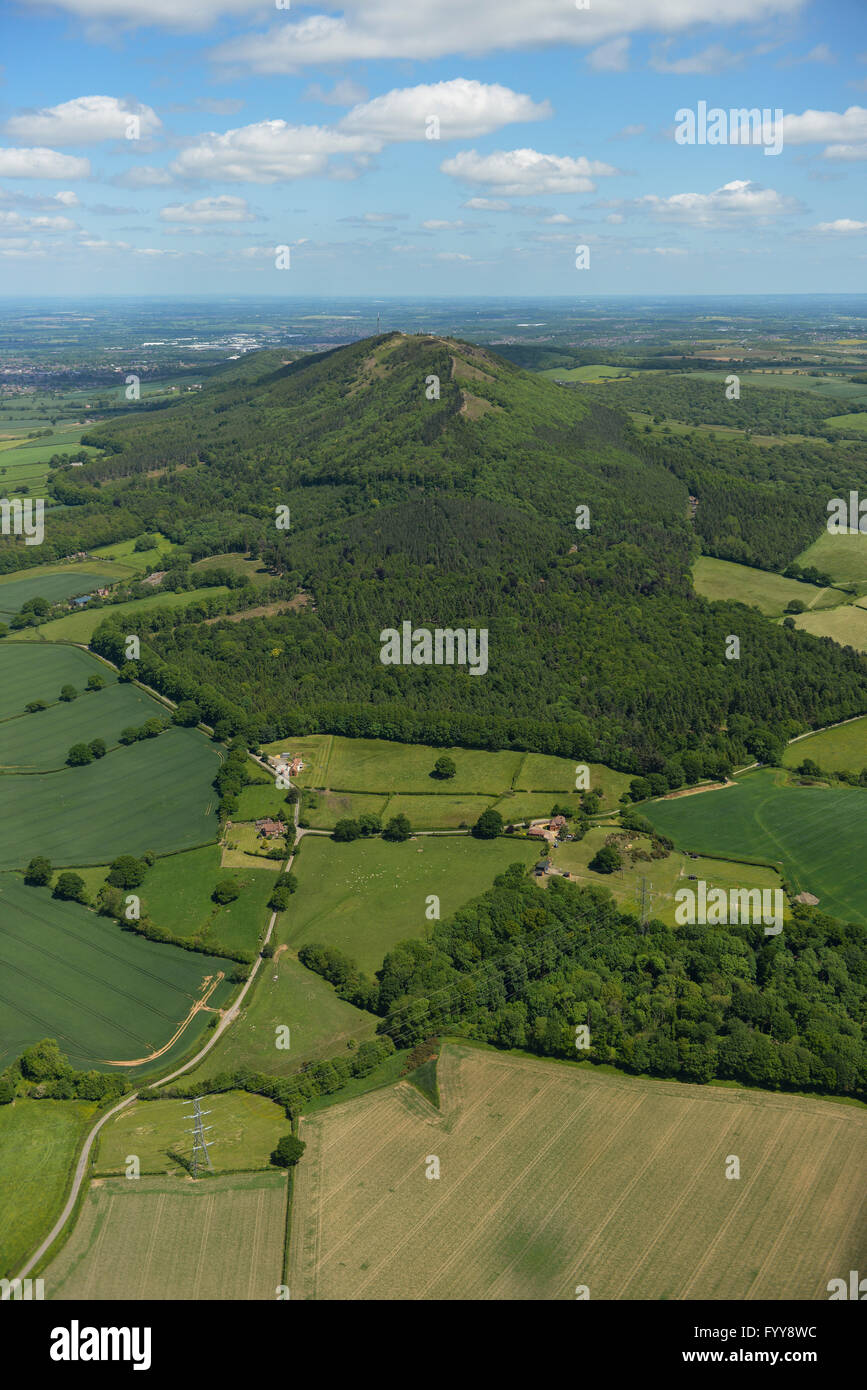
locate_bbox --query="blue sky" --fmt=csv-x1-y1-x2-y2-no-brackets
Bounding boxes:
1,0,866,295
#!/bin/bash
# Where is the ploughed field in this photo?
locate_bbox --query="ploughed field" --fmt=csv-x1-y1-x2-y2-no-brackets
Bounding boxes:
290,1043,867,1300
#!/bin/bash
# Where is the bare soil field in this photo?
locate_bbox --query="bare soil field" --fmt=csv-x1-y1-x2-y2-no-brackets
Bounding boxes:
290,1043,867,1300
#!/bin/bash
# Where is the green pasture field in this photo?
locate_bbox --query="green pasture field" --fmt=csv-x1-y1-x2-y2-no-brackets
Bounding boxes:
0,1098,96,1278
0,643,114,718
290,1042,867,1300
824,411,867,432
382,793,496,829
794,529,867,585
13,585,230,643
188,951,377,1081
643,769,867,923
322,737,522,795
0,875,233,1073
513,754,631,807
540,364,638,382
235,779,296,822
783,717,867,773
192,553,272,585
285,834,539,975
90,532,176,572
628,411,808,447
791,603,867,653
94,1091,287,1176
683,369,867,406
550,829,785,927
692,556,841,616
0,681,166,771
0,568,118,615
138,845,276,957
262,735,629,812
0,725,221,870
43,1171,288,1300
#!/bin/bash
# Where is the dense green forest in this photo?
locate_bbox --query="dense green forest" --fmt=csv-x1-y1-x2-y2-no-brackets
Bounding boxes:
329,865,866,1098
6,333,867,770
583,371,865,437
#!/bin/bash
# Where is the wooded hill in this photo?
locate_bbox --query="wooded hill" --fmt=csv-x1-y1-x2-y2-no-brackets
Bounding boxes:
10,332,866,772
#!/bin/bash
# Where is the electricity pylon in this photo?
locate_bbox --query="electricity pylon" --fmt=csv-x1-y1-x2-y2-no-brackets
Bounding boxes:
184,1098,215,1178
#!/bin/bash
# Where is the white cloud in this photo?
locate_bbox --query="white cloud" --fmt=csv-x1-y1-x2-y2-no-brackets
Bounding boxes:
605,212,625,224
759,105,867,159
779,42,834,66
159,195,254,224
0,210,76,231
0,147,90,179
544,213,573,224
170,120,378,183
814,218,867,232
339,79,551,142
462,196,511,211
303,79,369,107
15,0,267,32
781,105,867,143
635,245,688,255
207,0,804,72
587,37,630,72
435,251,471,260
637,179,796,224
0,236,50,258
823,143,867,161
338,211,404,223
650,41,745,74
5,96,160,146
115,165,173,187
442,147,618,196
422,219,465,229
55,190,80,206
80,237,131,251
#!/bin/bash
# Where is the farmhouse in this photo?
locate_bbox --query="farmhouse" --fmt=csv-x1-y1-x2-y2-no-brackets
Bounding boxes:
528,826,548,840
549,815,567,832
270,753,305,775
255,818,286,838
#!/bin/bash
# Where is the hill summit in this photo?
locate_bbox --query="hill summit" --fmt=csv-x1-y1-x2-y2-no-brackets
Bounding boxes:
65,334,867,772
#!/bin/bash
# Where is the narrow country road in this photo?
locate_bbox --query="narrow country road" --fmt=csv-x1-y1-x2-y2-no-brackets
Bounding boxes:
14,769,302,1284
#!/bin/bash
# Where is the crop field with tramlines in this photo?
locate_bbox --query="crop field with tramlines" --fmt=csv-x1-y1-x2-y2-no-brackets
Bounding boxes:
0,643,222,868
290,1043,867,1301
643,769,867,923
0,875,233,1072
43,1171,288,1300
